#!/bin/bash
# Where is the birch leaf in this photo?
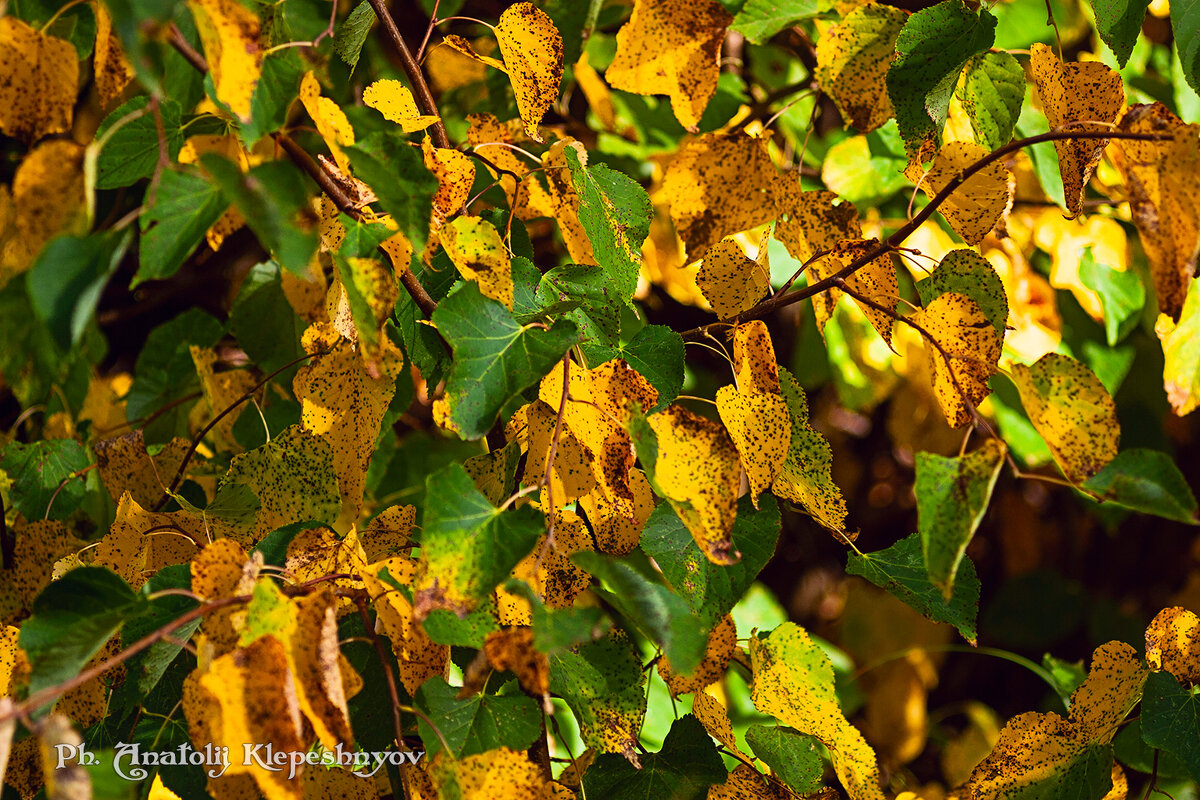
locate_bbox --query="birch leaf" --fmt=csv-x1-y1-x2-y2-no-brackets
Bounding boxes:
440,216,514,309
816,4,908,133
773,368,848,534
188,0,264,121
730,320,781,395
1144,606,1200,684
1157,276,1200,416
299,71,354,173
912,292,1001,428
93,2,135,107
494,3,564,142
716,387,789,505
697,232,771,317
0,17,78,143
363,79,441,132
919,140,1013,246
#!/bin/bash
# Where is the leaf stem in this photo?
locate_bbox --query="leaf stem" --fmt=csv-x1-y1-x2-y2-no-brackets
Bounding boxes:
353,594,411,754
365,0,452,150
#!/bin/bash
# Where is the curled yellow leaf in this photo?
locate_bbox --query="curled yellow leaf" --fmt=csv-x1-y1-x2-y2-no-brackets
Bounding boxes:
93,2,135,107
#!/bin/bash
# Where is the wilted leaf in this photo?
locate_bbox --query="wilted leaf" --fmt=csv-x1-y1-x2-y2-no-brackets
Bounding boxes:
440,216,513,309
0,17,78,143
188,0,263,121
657,613,737,696
918,140,1012,246
93,1,135,107
816,4,908,133
912,292,1002,428
363,79,441,132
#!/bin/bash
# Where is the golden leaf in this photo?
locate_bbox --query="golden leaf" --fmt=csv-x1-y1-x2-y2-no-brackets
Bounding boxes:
815,3,908,133
0,625,23,697
729,320,781,395
912,292,1001,428
484,626,549,696
467,113,549,220
809,239,898,347
541,138,595,264
0,140,87,275
431,747,552,799
187,0,264,121
93,2,135,107
577,469,655,556
502,508,593,619
606,0,733,132
716,387,789,504
574,54,616,131
439,216,513,309
697,231,771,318
658,614,737,695
362,556,449,695
191,345,257,448
494,3,564,142
1029,43,1123,218
692,689,750,761
773,368,848,534
0,520,85,622
0,17,78,143
708,764,792,800
283,526,369,609
1144,606,1200,684
919,140,1012,246
191,538,258,654
772,186,860,269
1009,353,1119,483
422,139,475,224
300,71,355,173
93,431,189,508
1157,276,1200,416
363,79,441,132
89,492,202,589
362,504,416,562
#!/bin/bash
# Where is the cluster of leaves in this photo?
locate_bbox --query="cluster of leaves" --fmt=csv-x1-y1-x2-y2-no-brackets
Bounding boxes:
0,0,1199,799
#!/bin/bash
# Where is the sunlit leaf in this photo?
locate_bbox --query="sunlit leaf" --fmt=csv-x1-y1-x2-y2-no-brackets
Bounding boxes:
188,0,263,121
364,79,441,132
773,368,848,533
299,71,354,173
815,4,908,133
917,140,1012,246
915,249,1008,336
733,0,837,44
697,231,771,318
440,216,514,309
1157,276,1200,416
1144,606,1200,684
912,291,1001,428
958,51,1024,151
1090,0,1153,67
745,724,824,794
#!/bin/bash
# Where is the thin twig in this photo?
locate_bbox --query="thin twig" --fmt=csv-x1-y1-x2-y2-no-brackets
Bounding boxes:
539,357,571,564
354,595,408,751
168,23,208,72
366,0,451,149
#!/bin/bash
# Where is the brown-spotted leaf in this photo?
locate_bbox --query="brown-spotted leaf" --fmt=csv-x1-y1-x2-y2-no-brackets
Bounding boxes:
1114,103,1200,320
807,239,897,346
750,622,885,800
664,131,779,260
188,0,263,121
467,113,552,221
692,690,750,762
771,186,860,268
773,368,848,534
363,556,449,695
708,764,792,800
363,79,441,132
440,216,513,309
912,292,1001,428
1144,606,1200,685
0,520,84,624
918,140,1013,246
484,626,549,696
93,2,134,107
658,614,737,696
362,504,416,562
191,345,258,448
300,71,355,173
423,139,475,225
716,387,789,505
431,747,552,799
697,232,771,317
494,3,564,142
729,320,780,395
94,431,189,508
0,139,87,275
1029,43,1124,218
606,0,733,132
577,469,655,556
0,17,78,144
89,492,202,589
815,3,908,133
1009,353,1119,483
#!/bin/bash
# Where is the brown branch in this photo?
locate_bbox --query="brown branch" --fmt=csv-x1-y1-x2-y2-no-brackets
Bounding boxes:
539,356,570,562
682,129,1172,340
366,0,451,150
354,595,408,751
167,23,207,73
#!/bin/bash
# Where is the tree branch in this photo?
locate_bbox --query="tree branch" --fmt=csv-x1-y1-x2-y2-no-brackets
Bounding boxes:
366,0,452,150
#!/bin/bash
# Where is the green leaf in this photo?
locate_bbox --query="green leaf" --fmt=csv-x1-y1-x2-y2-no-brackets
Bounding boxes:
200,155,318,273
916,250,1010,336
1042,653,1087,703
885,0,996,155
563,145,652,301
433,283,579,440
1079,250,1145,346
28,231,130,349
1082,448,1199,524
551,631,647,756
573,551,711,675
0,438,90,520
744,724,825,793
958,51,1024,151
345,130,438,253
95,97,184,189
640,495,781,627
242,50,305,145
1141,670,1200,783
334,0,375,72
230,262,306,374
581,324,685,411
19,567,146,702
503,579,611,653
582,715,726,800
732,0,836,44
416,463,544,614
846,531,981,643
536,265,621,347
1091,0,1153,66
421,607,500,647
915,440,1005,600
137,168,227,285
414,676,542,759
541,0,601,64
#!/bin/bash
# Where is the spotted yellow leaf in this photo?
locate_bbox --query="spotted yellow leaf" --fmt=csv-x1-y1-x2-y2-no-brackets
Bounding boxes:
606,0,733,132
918,140,1012,246
577,469,655,556
751,622,885,800
659,614,737,695
300,71,355,173
93,2,134,107
709,764,792,799
423,138,475,224
774,368,848,534
363,556,449,695
697,230,771,317
467,113,550,221
1157,276,1200,416
0,17,78,143
363,79,441,132
440,216,513,309
730,320,780,395
1029,43,1124,218
816,3,908,133
432,746,552,798
716,387,789,505
0,139,87,274
188,0,264,121
771,187,860,270
89,492,202,589
809,239,898,347
692,690,750,762
912,292,1001,428
93,431,188,509
1009,353,1119,483
1144,606,1200,684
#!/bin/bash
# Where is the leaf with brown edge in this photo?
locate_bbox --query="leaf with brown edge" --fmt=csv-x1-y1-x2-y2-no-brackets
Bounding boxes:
484,626,550,697
1029,43,1124,218
716,387,789,505
912,292,1001,428
494,3,564,142
658,613,737,696
440,216,514,309
917,140,1012,246
606,0,733,132
0,18,78,144
1009,353,1119,484
1114,103,1200,320
93,2,134,107
647,405,742,566
958,641,1146,800
697,231,771,317
363,79,441,132
299,71,355,173
815,3,908,133
750,622,885,800
362,555,449,695
663,131,779,260
187,0,264,122
773,368,848,534
1145,606,1200,684
577,469,655,556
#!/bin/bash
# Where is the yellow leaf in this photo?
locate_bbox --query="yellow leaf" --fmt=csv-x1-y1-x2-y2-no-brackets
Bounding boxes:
772,187,860,269
659,614,737,695
89,492,202,589
431,747,552,799
1032,212,1128,320
93,2,134,107
809,239,898,347
1114,103,1200,320
428,37,489,91
815,3,908,133
191,345,258,448
750,622,885,800
422,138,475,224
1144,606,1200,684
443,34,506,72
0,519,85,621
439,216,513,308
299,71,355,173
467,113,550,220
542,138,595,264
606,0,733,132
912,292,1001,428
0,139,87,275
1157,277,1200,416
692,690,750,762
708,764,791,800
494,3,564,142
0,625,22,697
664,131,779,260
0,17,78,143
1009,352,1119,483
577,469,655,556
730,320,780,395
484,626,549,696
362,556,449,695
1029,43,1124,218
522,400,598,505
773,368,848,534
697,232,771,317
504,507,593,616
648,405,742,565
574,54,616,131
716,387,789,504
363,79,441,132
919,140,1012,246
960,641,1146,799
191,538,257,654
362,504,416,562
283,525,370,610
188,0,264,121
94,431,189,508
